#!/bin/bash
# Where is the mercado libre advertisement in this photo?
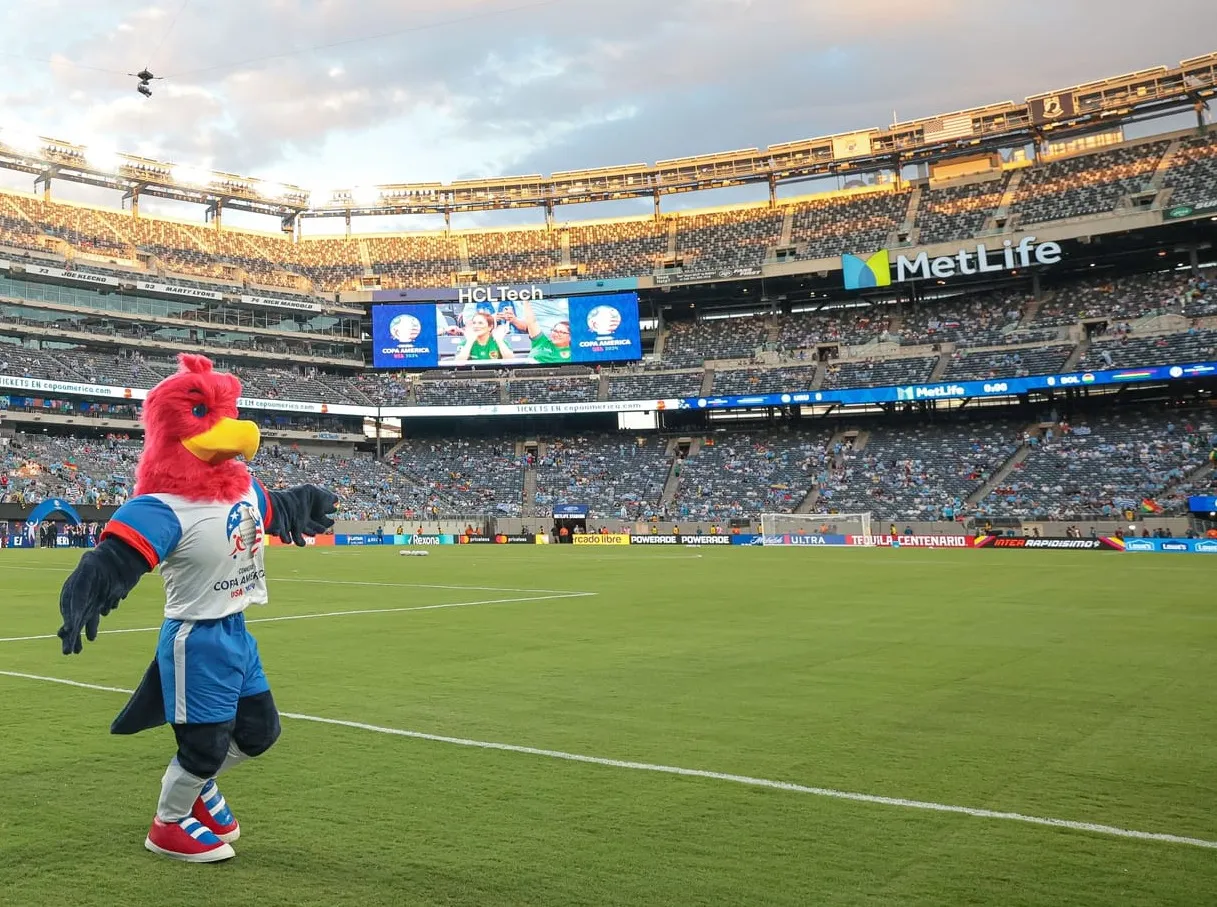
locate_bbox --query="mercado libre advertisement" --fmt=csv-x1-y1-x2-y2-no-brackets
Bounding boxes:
372,291,642,368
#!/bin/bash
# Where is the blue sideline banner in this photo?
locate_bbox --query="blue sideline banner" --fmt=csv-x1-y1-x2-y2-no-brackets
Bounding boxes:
759,534,849,546
1122,538,1217,554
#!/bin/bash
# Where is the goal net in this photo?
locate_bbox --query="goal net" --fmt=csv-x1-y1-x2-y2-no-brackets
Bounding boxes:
760,512,872,544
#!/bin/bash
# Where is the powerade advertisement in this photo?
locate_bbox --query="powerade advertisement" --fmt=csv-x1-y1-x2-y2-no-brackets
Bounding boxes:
372,291,642,369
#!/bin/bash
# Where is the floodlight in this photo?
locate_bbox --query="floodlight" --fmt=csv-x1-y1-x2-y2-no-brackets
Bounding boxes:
350,185,382,207
85,145,123,173
173,164,213,187
1,129,44,155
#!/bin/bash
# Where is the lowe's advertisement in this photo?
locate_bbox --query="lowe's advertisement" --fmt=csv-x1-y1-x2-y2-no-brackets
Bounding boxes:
372,289,642,369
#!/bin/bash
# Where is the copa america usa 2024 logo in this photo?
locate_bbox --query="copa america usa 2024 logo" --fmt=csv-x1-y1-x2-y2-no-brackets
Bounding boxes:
586,305,621,335
389,313,423,344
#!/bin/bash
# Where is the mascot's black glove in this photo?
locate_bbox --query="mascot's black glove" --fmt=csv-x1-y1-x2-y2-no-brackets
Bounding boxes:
57,537,151,655
268,484,339,547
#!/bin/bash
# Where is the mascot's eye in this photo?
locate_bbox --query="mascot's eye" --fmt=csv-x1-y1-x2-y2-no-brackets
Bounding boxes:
192,404,208,418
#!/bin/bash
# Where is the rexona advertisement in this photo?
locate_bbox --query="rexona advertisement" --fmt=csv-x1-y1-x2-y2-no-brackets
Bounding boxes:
842,236,1062,290
372,289,642,368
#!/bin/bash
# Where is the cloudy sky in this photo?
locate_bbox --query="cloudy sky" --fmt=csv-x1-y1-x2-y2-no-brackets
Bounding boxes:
1,0,1214,230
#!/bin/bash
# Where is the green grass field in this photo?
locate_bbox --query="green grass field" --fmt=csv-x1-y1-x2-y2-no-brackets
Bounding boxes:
1,545,1215,906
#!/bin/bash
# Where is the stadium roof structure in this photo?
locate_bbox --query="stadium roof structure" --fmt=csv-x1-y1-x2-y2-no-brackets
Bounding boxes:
1,51,1214,223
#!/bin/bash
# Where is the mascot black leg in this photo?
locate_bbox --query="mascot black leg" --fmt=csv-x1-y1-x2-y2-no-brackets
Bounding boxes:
157,721,234,821
220,691,282,772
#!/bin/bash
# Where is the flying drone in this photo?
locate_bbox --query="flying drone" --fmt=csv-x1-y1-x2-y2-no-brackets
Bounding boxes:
129,69,164,98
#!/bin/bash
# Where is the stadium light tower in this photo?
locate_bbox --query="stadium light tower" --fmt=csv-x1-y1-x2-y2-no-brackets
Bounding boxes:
173,164,213,187
350,185,381,207
1,129,44,156
85,144,123,174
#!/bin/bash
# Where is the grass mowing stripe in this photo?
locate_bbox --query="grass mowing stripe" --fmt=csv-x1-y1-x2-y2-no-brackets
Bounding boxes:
0,591,596,644
4,668,1214,852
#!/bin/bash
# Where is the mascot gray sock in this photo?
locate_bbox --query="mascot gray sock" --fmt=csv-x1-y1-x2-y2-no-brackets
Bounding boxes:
215,741,250,776
156,757,208,822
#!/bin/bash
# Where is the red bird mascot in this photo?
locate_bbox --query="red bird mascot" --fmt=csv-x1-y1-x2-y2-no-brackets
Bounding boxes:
56,354,338,863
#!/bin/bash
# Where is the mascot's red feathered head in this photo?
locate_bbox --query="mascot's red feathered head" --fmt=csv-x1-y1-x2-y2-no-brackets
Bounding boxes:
134,354,261,503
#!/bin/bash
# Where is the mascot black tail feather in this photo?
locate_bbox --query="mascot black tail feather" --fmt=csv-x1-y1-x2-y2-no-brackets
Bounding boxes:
112,660,167,735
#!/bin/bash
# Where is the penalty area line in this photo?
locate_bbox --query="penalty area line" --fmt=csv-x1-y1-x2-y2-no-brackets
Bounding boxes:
0,591,596,644
1,670,1214,852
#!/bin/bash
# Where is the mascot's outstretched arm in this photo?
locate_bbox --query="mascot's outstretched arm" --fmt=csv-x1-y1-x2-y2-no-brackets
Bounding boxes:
265,484,339,546
58,537,152,655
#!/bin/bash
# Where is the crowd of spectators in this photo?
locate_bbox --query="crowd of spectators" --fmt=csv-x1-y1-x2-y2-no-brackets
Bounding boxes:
774,307,896,352
670,431,832,520
821,356,937,389
662,316,770,367
943,345,1074,381
978,410,1213,520
899,290,1029,347
533,435,670,520
815,420,1021,521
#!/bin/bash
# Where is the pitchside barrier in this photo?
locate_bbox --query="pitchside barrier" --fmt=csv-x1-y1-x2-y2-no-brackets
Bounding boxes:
262,532,1214,553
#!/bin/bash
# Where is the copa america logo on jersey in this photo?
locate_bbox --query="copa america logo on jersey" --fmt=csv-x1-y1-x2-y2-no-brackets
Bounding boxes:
225,501,264,560
389,313,423,344
586,305,621,335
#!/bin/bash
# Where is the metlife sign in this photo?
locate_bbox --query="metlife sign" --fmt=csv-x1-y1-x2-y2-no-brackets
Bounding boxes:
842,236,1062,289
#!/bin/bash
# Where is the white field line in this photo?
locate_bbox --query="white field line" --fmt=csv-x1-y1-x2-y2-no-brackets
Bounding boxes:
1,670,1214,852
0,591,594,644
0,563,590,596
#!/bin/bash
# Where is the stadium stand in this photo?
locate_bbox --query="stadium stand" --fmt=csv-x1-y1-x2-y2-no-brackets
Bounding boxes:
670,431,831,520
388,438,525,516
815,420,1022,521
916,177,1008,245
1162,131,1217,208
467,229,559,284
533,435,671,520
713,365,819,395
775,307,895,352
607,371,703,401
1012,141,1169,225
978,410,1214,520
822,356,937,389
1082,329,1217,370
662,316,770,367
790,190,910,261
676,208,783,268
899,290,1029,347
1035,270,1194,326
567,219,666,279
943,345,1075,380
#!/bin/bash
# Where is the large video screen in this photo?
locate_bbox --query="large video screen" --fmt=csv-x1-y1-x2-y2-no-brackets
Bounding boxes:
372,291,642,369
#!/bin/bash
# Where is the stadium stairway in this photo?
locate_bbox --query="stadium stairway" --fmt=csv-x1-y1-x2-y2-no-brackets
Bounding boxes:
522,466,537,518
898,186,923,244
984,168,1026,233
778,207,794,247
700,369,714,396
1149,137,1185,190
1060,338,1089,373
964,424,1040,506
1018,293,1047,328
597,372,609,401
928,345,954,382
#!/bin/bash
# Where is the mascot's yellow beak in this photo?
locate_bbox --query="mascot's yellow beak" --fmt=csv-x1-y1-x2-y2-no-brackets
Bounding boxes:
181,418,261,464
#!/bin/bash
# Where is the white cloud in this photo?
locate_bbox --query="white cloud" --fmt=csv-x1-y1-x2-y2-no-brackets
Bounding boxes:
0,0,1210,235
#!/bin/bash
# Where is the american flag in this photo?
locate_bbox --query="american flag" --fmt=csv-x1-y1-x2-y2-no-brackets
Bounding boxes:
923,113,974,140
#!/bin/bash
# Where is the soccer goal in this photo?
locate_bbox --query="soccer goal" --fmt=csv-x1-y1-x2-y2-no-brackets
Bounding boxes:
760,512,872,543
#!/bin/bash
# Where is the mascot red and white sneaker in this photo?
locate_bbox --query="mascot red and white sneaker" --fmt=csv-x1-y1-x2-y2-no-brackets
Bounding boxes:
145,816,236,863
